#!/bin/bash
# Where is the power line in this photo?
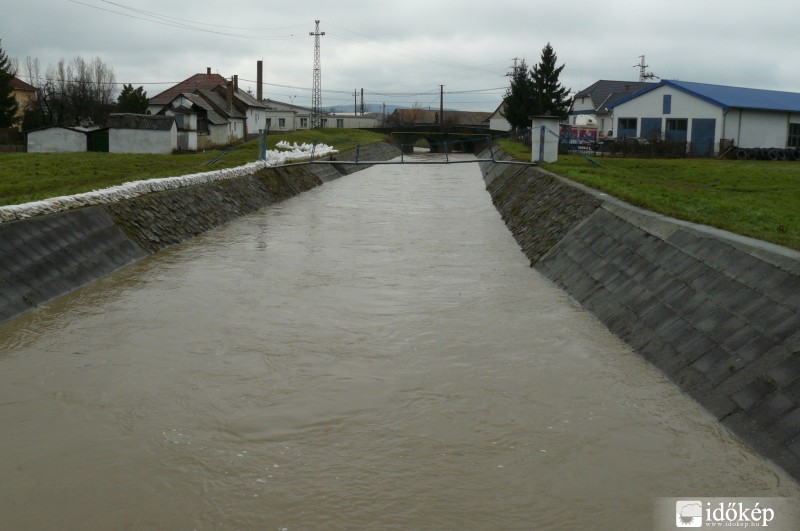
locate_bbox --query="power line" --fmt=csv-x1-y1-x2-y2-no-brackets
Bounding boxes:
18,69,507,102
67,0,305,41
99,0,306,32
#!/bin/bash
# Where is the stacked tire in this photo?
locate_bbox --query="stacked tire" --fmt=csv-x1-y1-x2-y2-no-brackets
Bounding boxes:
735,147,800,161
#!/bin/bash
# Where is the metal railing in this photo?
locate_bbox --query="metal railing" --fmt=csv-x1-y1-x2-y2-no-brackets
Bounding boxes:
299,138,536,167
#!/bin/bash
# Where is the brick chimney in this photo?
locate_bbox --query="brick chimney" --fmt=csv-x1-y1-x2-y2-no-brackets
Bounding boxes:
226,80,233,111
233,75,238,92
207,67,211,75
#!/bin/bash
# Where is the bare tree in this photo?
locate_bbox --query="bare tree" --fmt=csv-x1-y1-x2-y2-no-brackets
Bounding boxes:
23,55,116,128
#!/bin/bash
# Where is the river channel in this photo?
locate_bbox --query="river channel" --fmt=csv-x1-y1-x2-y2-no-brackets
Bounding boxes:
1,154,798,530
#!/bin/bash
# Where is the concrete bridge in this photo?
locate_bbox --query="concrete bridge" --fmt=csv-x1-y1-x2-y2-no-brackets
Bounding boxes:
373,126,495,154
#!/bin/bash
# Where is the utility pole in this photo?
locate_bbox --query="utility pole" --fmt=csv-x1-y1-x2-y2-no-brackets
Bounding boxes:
360,88,364,116
309,20,325,128
439,85,444,129
634,55,657,82
354,89,358,115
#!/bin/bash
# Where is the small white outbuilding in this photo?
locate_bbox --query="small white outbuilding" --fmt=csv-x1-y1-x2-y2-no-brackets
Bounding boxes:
27,126,89,153
107,114,177,154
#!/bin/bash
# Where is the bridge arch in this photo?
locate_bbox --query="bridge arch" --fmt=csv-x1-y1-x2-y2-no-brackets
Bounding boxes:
379,126,493,154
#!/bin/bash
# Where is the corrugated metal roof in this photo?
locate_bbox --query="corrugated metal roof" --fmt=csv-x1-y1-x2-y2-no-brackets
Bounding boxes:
608,80,800,112
669,80,800,112
195,89,246,120
107,114,176,131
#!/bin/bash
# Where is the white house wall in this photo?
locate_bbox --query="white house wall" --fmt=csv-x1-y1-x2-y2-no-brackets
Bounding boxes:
489,115,511,132
109,126,177,154
329,115,380,128
27,128,86,153
265,111,296,133
228,119,245,142
246,108,266,136
207,124,230,145
177,131,198,151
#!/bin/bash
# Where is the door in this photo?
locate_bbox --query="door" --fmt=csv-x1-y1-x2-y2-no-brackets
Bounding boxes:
690,118,716,156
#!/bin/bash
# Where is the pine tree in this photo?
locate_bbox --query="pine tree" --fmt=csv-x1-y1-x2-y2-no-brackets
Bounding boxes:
530,43,571,118
501,58,534,131
116,83,149,114
0,40,20,128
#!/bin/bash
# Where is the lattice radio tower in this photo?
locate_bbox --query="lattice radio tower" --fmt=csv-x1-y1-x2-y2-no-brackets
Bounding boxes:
634,55,657,82
309,20,325,128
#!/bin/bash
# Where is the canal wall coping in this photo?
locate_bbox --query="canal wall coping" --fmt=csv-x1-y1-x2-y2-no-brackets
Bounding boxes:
478,147,800,481
0,142,401,323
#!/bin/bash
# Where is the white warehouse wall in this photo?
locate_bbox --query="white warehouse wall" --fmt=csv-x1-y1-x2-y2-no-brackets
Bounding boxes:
612,85,723,143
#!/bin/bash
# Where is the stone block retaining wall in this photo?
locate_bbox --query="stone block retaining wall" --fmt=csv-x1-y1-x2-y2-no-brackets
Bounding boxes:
479,148,800,481
0,142,400,323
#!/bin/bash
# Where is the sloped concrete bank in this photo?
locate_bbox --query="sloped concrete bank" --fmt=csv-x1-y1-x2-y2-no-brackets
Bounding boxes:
0,142,401,323
478,147,800,481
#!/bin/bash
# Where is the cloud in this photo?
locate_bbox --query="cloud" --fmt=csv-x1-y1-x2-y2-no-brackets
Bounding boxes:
5,0,800,111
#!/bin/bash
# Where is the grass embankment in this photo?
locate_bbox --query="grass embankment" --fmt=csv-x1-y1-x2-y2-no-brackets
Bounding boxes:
497,139,800,250
0,129,387,207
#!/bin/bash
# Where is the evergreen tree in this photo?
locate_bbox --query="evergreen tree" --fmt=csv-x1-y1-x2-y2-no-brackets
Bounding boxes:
530,43,571,118
116,83,149,114
0,40,20,127
501,58,534,130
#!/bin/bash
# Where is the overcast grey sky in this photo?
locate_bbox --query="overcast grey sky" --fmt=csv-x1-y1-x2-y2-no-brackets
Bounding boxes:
4,0,799,111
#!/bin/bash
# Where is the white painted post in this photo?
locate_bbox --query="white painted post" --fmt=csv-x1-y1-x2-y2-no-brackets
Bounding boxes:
531,116,561,162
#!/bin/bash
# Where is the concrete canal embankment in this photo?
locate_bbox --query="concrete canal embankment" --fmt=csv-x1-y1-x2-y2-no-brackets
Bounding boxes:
479,147,800,480
0,142,401,323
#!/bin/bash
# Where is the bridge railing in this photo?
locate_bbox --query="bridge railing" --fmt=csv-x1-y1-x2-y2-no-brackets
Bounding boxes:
302,137,536,167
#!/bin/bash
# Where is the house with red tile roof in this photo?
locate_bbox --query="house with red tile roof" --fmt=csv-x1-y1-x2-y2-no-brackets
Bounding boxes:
149,68,267,143
147,68,227,115
10,76,36,130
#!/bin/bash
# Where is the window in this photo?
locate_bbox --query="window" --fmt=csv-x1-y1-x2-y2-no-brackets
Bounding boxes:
663,94,672,114
337,119,344,128
278,118,286,129
641,118,662,140
789,123,800,148
321,118,328,127
266,118,272,129
665,118,688,142
300,117,308,128
617,118,637,138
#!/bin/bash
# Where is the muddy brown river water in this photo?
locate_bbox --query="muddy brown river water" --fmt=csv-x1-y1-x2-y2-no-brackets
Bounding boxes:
1,155,798,530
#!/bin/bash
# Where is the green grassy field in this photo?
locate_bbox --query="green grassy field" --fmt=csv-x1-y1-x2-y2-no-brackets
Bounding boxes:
497,139,800,250
0,129,387,207
3,133,799,250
